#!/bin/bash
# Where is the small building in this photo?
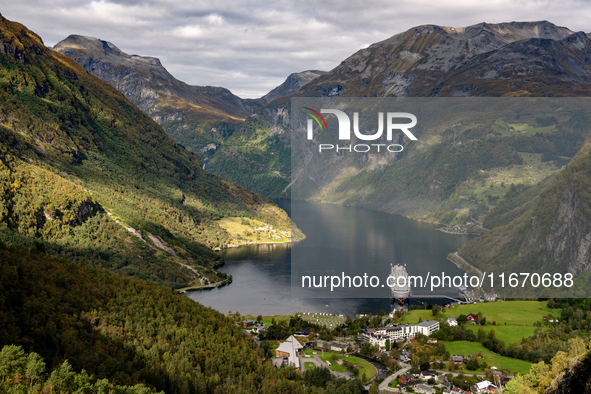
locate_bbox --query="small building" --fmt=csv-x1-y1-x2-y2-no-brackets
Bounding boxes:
452,354,465,363
295,329,310,336
409,370,421,378
398,375,414,383
399,380,419,388
467,313,478,322
417,320,440,335
415,384,436,394
421,369,437,379
242,320,255,328
316,339,330,349
330,342,348,353
428,338,438,344
473,380,498,393
446,317,458,327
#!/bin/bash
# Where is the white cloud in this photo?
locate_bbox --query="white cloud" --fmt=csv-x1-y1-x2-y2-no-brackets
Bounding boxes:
3,0,591,98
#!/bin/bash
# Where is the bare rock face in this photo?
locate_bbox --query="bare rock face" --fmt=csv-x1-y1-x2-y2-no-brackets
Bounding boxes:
545,182,591,274
53,35,257,119
546,351,591,394
296,21,591,98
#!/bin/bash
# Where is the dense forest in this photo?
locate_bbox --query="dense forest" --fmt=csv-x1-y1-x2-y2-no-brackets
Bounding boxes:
0,242,364,393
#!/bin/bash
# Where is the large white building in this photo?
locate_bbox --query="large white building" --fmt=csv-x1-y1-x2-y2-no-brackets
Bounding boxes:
275,335,303,370
361,320,440,348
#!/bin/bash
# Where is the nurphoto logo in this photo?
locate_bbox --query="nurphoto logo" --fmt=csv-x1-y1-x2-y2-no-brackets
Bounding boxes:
304,107,418,153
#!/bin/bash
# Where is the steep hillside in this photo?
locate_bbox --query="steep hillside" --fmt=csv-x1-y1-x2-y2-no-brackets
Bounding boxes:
53,35,261,157
53,36,324,164
54,22,591,231
458,131,591,293
211,21,591,229
0,14,294,289
0,243,362,393
296,21,587,97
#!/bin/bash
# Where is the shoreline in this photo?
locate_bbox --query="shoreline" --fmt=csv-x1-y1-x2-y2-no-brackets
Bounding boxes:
178,277,233,293
218,239,296,250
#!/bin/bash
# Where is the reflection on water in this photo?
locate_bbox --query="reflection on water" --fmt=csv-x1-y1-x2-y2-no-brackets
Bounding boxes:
187,200,473,317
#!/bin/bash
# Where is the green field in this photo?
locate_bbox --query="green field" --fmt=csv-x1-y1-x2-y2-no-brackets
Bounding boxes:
442,341,491,355
304,362,316,370
485,355,533,373
466,325,543,345
304,349,320,356
318,354,376,381
454,161,560,207
319,355,347,372
399,301,553,325
518,152,543,165
389,378,399,388
243,314,291,327
441,341,532,373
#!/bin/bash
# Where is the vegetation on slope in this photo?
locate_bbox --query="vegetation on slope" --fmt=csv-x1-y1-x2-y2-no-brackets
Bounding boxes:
0,14,295,288
457,128,591,293
0,242,362,393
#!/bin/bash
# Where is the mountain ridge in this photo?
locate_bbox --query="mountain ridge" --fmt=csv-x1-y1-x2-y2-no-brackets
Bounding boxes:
0,13,294,289
53,35,326,159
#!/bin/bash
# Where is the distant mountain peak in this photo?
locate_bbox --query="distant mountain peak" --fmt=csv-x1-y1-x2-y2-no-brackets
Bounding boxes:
259,70,326,105
54,34,163,68
296,20,588,98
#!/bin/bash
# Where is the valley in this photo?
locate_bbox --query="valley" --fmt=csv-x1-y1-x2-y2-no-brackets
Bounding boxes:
3,10,591,394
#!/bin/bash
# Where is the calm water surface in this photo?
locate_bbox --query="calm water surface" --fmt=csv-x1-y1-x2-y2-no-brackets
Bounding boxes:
187,200,473,317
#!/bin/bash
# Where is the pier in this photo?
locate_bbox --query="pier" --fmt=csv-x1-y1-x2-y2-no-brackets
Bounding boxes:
409,295,465,303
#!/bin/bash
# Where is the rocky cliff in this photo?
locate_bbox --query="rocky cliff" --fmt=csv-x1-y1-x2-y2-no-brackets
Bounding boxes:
546,351,591,394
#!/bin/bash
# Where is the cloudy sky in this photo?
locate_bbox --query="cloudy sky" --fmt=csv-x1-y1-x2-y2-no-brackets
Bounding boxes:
3,1,591,98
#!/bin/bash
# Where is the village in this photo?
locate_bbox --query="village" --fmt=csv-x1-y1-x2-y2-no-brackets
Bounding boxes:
234,308,518,394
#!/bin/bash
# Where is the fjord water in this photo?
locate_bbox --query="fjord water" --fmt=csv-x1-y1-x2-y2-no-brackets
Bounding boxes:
188,200,473,316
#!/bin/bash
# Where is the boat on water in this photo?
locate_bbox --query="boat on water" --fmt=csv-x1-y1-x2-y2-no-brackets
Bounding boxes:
390,264,410,305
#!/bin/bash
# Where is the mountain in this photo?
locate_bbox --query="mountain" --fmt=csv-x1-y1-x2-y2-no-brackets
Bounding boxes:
53,36,324,164
0,14,295,290
259,70,326,105
54,22,591,233
53,35,262,156
457,124,591,293
206,21,591,227
295,21,588,97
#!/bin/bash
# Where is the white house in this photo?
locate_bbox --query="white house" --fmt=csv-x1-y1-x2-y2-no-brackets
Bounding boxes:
446,317,458,327
473,380,498,393
330,342,348,352
275,335,303,370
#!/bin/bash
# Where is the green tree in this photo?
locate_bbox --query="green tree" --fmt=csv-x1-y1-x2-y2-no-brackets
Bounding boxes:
25,352,45,391
465,358,479,371
477,327,486,342
369,380,379,394
488,328,497,340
